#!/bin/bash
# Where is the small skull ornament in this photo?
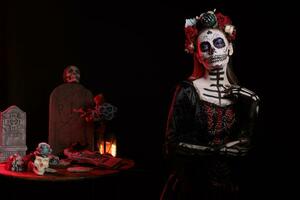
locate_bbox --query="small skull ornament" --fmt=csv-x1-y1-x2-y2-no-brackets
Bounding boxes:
6,153,25,172
197,28,233,70
32,155,50,175
63,65,80,83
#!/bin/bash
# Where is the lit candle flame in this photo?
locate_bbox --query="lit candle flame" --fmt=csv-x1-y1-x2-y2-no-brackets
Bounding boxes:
99,140,117,157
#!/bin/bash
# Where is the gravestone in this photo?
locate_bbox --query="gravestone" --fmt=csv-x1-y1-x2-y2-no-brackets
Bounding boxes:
0,105,27,162
49,83,94,154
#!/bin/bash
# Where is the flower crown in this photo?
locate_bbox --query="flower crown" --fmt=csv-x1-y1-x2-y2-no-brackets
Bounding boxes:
184,9,236,54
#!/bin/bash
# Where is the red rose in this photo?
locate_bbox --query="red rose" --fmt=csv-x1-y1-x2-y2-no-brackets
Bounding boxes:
215,12,232,29
185,26,198,41
184,26,198,53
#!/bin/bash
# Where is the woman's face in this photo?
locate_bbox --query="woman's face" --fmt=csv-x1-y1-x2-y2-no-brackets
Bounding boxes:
197,28,232,71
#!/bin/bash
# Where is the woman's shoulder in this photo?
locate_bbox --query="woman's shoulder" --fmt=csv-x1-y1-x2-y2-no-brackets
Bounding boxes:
169,80,201,103
231,85,260,102
175,80,195,89
172,80,198,94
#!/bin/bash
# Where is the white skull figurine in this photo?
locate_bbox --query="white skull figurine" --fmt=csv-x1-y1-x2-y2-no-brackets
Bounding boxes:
63,65,80,83
197,28,233,70
33,155,50,175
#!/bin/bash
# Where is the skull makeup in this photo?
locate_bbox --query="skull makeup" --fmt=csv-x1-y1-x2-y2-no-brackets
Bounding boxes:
33,155,50,175
63,65,80,83
197,29,233,70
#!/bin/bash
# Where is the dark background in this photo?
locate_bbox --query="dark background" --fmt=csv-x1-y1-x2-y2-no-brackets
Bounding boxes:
0,0,297,199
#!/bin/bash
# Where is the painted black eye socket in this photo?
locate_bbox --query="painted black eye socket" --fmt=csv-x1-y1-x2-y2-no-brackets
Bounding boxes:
213,37,225,48
200,42,211,52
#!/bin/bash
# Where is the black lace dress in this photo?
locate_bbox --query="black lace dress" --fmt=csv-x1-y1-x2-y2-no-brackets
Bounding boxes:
161,81,259,200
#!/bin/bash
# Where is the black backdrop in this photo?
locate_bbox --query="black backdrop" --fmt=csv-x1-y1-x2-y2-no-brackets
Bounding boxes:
0,0,297,198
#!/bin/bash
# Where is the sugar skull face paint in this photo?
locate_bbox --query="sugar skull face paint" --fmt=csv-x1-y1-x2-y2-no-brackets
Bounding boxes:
197,29,233,70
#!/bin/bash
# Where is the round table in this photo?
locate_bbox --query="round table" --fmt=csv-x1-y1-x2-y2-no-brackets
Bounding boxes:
0,158,135,199
0,158,134,182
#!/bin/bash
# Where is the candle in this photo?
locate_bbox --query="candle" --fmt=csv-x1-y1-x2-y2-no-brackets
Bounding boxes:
111,142,117,157
99,139,117,157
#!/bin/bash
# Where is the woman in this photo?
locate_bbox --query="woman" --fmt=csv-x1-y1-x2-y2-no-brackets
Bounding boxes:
161,10,260,200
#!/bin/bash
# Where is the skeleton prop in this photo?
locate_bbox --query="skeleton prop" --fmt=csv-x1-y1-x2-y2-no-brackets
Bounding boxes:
28,142,57,175
63,65,80,83
31,155,50,176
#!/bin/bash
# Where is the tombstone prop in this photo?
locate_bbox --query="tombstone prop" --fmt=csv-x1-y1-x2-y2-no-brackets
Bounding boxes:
48,65,94,154
0,105,27,162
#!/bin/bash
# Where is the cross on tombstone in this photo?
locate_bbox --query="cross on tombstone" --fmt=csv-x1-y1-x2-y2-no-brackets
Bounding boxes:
48,65,94,154
0,105,27,162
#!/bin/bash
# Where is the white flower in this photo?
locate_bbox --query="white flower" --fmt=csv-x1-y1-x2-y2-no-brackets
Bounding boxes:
224,25,235,35
185,18,196,27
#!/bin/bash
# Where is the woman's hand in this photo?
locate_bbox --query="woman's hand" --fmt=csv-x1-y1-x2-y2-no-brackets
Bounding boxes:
219,139,250,156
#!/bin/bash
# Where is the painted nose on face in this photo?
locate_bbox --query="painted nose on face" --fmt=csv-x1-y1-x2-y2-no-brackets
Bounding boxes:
208,46,216,55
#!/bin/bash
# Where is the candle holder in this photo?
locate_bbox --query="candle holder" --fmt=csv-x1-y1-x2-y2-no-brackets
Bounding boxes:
98,132,117,157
